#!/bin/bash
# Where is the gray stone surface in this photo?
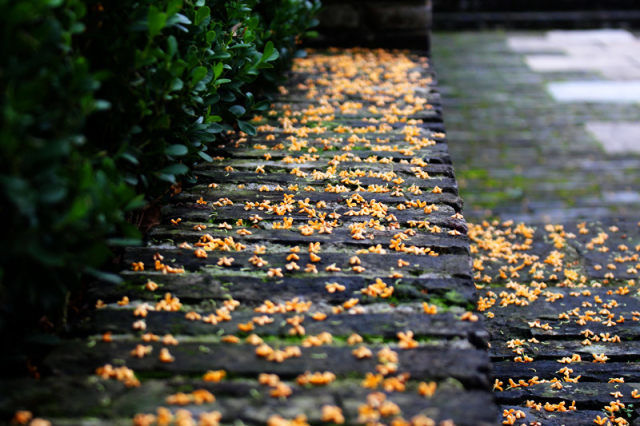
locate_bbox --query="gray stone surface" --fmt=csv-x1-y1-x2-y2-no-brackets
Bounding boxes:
547,80,640,103
433,31,640,223
546,29,636,44
586,121,640,154
2,48,495,425
516,30,640,80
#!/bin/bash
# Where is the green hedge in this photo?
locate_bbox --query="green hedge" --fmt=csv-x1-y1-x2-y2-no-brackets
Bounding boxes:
0,0,320,334
79,0,319,193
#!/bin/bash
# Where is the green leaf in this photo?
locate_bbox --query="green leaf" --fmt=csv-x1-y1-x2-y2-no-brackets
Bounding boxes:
229,105,246,117
212,51,231,60
167,35,178,57
106,238,142,247
165,144,188,156
169,77,183,92
198,151,213,162
85,267,123,284
261,41,279,62
147,6,167,37
191,66,208,85
206,30,216,44
93,100,111,111
237,120,256,136
157,173,177,184
195,6,210,26
213,62,224,80
124,194,146,211
161,163,189,175
120,152,139,165
167,0,182,15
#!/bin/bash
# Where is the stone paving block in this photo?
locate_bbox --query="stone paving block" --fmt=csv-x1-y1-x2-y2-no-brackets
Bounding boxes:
545,29,636,45
506,36,561,52
547,80,640,103
585,121,640,154
525,55,638,73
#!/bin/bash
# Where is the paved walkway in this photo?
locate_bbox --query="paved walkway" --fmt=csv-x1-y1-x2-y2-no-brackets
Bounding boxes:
471,218,640,425
433,30,640,224
435,30,640,426
1,49,496,425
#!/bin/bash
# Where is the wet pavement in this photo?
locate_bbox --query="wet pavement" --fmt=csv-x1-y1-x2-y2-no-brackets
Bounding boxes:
432,29,640,224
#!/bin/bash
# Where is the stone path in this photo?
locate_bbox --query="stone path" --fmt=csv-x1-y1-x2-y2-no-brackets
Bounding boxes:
434,29,640,426
472,218,640,426
1,49,496,425
432,30,640,224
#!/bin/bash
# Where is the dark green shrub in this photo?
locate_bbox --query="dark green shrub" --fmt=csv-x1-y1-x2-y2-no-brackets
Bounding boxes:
0,0,320,338
79,0,321,194
0,0,142,332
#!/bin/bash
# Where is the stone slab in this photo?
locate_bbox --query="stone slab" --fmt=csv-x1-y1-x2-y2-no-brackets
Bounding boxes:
545,29,636,45
546,80,640,103
525,55,638,73
506,36,560,53
586,121,640,154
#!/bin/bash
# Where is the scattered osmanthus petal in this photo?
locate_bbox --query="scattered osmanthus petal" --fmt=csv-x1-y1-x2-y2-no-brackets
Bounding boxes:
460,311,478,322
132,319,146,331
593,353,609,363
270,382,293,398
159,348,175,363
26,419,51,426
142,332,159,342
217,256,234,266
162,334,179,346
418,381,437,397
245,333,264,345
130,344,152,358
198,411,222,426
11,410,33,425
178,241,192,250
353,346,373,359
238,321,254,332
267,268,283,278
325,282,346,293
222,335,240,344
312,312,327,321
422,302,438,315
397,331,418,349
347,333,364,345
95,364,140,387
145,280,159,291
296,371,336,386
362,372,383,389
321,405,345,424
267,414,308,426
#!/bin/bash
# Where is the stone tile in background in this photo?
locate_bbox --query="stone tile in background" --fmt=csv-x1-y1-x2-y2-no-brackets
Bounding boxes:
521,30,640,80
545,28,637,44
586,122,640,154
432,31,640,223
547,80,640,103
